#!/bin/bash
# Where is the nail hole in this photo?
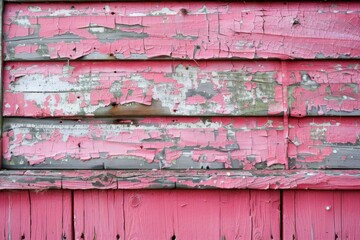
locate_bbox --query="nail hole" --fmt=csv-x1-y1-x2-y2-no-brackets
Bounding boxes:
180,8,188,15
173,109,177,112
77,96,80,99
72,47,76,52
116,234,120,239
111,102,117,107
206,166,210,169
185,66,189,70
109,53,114,57
196,45,201,50
21,235,25,240
111,12,115,15
70,6,75,9
200,166,204,169
171,235,176,240
10,151,13,154
114,71,117,73
59,120,63,123
140,145,143,149
80,233,85,239
78,143,81,148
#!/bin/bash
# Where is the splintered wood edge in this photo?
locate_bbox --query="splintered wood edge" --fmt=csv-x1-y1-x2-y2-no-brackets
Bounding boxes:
0,170,360,190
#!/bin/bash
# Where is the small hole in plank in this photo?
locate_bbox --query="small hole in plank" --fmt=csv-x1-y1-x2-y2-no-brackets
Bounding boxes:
180,8,188,15
111,12,115,15
59,120,63,123
200,166,204,169
114,71,117,73
116,234,120,239
173,109,177,113
171,235,176,240
21,235,25,239
140,145,143,149
77,96,80,99
206,166,210,169
78,143,81,148
70,6,75,9
80,233,85,239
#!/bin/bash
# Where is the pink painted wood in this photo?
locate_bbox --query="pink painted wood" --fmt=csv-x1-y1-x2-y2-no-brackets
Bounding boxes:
3,117,286,170
123,190,280,240
3,61,283,117
4,2,360,60
0,190,72,240
288,117,360,169
282,190,360,239
73,190,124,240
286,61,360,117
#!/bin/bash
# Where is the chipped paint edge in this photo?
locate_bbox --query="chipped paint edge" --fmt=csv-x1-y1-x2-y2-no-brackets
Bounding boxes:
1,170,360,190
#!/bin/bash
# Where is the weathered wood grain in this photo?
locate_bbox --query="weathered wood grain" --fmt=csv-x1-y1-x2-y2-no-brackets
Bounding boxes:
287,61,360,117
288,117,360,169
0,190,72,240
3,117,286,170
123,190,280,240
73,190,124,240
1,170,360,190
4,2,360,60
3,61,283,117
282,191,360,240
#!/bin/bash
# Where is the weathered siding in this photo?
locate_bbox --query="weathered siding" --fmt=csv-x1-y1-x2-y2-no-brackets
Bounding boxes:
4,61,283,117
4,2,360,60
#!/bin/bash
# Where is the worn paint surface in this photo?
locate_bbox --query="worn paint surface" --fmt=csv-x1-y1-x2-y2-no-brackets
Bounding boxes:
0,190,72,240
3,117,285,169
4,2,360,60
3,61,283,117
287,61,360,116
1,170,360,190
288,117,360,169
283,190,360,240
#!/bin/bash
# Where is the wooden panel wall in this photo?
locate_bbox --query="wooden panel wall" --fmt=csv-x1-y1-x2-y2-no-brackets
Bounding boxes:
0,189,280,240
2,2,360,172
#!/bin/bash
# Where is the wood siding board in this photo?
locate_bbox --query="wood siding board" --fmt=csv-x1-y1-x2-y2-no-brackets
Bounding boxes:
73,190,125,240
282,190,296,240
287,61,360,117
4,2,360,61
3,61,283,117
3,117,286,170
124,190,175,239
2,170,360,190
288,117,360,169
0,0,3,169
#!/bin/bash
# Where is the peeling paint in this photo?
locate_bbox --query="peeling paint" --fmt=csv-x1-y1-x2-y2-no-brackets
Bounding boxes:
4,2,360,60
3,61,283,117
3,117,285,170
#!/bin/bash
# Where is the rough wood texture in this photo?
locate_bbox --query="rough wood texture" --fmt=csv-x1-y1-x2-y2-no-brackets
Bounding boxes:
123,190,279,240
1,170,360,190
288,117,360,169
283,190,360,240
73,190,124,240
3,61,283,117
4,2,360,60
0,190,72,240
287,61,360,117
3,117,286,170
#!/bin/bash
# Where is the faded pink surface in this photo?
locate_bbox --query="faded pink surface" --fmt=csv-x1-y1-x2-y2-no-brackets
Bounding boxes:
3,61,283,117
4,2,360,60
288,117,360,169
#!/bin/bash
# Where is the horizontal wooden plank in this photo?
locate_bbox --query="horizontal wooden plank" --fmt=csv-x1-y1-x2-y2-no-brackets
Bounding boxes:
1,170,360,190
4,61,283,117
288,117,360,169
287,61,360,116
4,2,360,60
3,117,286,170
